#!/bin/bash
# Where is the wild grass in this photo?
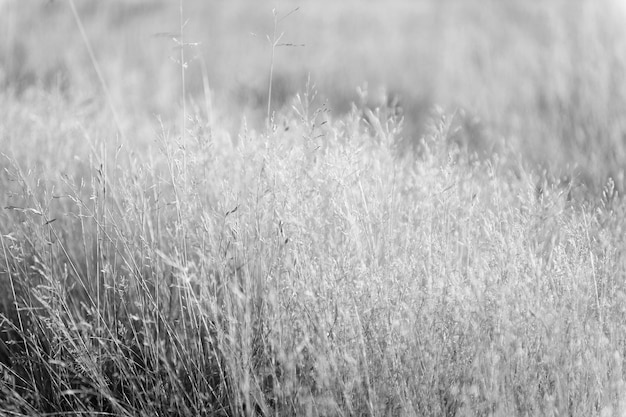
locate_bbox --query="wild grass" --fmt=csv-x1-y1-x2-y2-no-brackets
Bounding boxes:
1,1,626,416
1,90,626,415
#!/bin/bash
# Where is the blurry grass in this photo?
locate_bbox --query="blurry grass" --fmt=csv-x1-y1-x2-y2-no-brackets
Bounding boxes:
2,0,625,191
1,0,626,416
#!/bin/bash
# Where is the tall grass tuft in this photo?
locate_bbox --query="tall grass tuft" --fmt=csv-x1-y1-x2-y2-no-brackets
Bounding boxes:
1,88,626,415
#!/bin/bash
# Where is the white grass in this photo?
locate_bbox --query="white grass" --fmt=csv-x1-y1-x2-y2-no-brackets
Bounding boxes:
0,90,625,416
0,1,626,416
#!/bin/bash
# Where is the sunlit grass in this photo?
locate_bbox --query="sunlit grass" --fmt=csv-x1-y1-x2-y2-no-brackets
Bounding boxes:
1,1,626,416
1,89,625,415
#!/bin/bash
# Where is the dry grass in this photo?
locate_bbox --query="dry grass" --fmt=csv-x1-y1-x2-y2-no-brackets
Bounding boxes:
1,96,625,415
1,1,626,416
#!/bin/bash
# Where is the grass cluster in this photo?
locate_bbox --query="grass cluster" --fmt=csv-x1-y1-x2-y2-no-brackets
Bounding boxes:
1,85,625,415
1,0,626,416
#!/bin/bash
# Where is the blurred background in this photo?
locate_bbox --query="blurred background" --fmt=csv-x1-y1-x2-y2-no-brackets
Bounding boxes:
1,0,626,193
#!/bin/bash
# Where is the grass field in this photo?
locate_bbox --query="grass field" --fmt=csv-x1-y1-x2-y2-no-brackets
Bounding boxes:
1,0,626,416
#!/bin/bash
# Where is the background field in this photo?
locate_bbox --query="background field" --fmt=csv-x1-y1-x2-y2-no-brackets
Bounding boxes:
1,0,626,416
2,0,626,188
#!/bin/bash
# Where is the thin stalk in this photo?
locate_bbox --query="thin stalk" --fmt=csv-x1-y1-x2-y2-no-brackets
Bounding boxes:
179,0,189,266
266,10,278,129
68,0,124,141
265,7,302,131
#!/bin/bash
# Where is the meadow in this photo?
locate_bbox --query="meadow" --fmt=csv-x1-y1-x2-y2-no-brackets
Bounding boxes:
1,0,626,416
